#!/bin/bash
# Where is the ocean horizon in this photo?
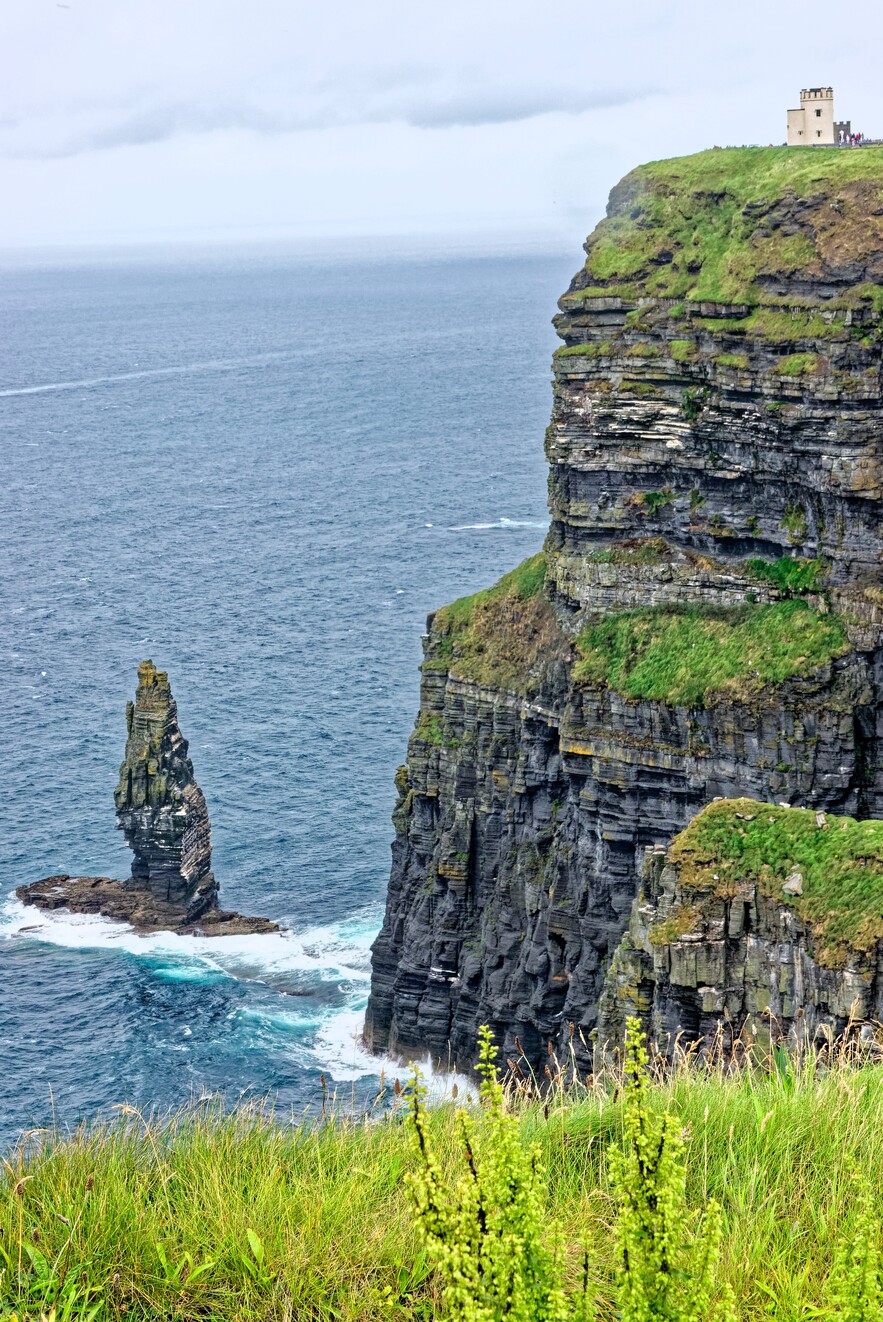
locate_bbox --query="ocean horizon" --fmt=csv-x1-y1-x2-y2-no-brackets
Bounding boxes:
0,242,574,1149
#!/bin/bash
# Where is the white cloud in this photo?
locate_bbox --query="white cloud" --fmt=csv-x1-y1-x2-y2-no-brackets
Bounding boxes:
0,0,880,247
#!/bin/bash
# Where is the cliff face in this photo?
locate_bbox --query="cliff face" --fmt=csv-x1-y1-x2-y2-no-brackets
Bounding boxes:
364,147,883,1072
597,799,883,1055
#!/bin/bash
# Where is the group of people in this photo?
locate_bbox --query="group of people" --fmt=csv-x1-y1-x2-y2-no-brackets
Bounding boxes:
840,130,865,145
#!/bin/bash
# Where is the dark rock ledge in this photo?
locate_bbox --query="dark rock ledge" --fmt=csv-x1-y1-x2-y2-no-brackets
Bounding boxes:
16,661,278,938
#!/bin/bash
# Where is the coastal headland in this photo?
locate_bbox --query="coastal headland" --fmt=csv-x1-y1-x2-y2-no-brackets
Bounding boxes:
365,146,883,1071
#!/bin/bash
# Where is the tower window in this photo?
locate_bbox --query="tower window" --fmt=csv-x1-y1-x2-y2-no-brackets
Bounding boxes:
815,109,822,117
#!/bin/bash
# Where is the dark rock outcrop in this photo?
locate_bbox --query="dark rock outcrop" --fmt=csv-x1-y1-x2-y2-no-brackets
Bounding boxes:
364,147,883,1071
17,661,277,936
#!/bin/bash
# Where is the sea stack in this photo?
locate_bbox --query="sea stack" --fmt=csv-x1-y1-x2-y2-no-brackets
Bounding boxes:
114,660,217,914
17,662,277,936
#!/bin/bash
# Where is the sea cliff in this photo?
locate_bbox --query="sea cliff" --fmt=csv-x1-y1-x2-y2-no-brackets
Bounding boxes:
364,146,883,1072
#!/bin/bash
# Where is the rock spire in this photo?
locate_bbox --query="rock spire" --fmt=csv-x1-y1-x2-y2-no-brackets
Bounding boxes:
18,661,277,936
114,660,217,912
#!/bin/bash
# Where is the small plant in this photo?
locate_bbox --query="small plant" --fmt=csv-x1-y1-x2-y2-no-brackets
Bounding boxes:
827,1168,883,1320
781,504,809,543
636,489,675,516
610,1020,736,1322
681,387,710,421
406,1025,581,1322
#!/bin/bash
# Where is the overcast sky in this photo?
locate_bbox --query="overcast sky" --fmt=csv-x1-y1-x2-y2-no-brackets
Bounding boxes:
2,0,882,251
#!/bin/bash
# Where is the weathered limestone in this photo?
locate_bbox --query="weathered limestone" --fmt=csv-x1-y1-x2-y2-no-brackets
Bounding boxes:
17,662,277,936
596,819,883,1058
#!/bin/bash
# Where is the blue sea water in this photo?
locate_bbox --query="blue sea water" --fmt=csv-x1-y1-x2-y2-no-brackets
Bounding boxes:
0,241,574,1149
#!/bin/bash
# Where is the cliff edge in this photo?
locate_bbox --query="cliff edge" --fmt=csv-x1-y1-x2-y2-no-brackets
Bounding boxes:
364,146,883,1071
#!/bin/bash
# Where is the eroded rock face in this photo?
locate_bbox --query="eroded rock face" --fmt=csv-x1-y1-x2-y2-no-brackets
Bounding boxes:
114,660,216,910
364,149,883,1071
596,810,883,1058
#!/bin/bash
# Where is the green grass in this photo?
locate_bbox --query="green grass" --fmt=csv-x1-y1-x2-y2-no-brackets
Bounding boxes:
669,338,697,362
577,145,883,309
714,352,750,370
553,341,614,358
776,351,822,376
438,553,546,632
744,556,827,595
587,538,670,567
7,1058,883,1318
574,599,847,706
670,797,883,963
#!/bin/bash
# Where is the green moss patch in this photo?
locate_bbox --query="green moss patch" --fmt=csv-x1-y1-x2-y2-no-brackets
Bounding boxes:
574,600,847,707
670,797,883,964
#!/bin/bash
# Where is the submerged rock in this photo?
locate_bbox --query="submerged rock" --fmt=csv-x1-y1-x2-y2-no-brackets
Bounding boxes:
17,662,277,937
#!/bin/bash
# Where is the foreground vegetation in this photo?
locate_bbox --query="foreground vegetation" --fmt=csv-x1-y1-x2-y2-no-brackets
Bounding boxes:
6,1034,883,1319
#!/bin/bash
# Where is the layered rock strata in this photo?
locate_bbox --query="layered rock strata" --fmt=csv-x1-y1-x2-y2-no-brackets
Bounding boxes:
597,798,883,1056
365,147,883,1071
114,660,217,910
18,661,277,936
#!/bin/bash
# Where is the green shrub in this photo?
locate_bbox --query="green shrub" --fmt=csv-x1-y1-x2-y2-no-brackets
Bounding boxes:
681,387,709,421
611,1021,735,1322
406,1026,577,1322
744,555,827,595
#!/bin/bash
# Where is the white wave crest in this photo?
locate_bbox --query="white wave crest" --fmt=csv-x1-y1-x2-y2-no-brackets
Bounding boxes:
448,517,548,531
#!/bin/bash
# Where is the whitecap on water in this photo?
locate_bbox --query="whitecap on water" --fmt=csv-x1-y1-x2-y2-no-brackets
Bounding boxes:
448,517,548,531
0,893,389,1084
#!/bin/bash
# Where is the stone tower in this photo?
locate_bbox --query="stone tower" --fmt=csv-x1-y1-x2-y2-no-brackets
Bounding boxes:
114,660,217,910
787,87,837,145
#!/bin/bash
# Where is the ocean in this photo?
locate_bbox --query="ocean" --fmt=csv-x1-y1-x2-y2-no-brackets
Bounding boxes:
0,241,574,1149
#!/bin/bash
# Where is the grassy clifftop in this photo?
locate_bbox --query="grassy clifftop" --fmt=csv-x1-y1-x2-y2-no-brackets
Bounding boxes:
567,145,883,308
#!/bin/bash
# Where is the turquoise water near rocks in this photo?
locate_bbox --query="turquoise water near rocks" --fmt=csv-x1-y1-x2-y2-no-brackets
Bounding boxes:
0,243,573,1148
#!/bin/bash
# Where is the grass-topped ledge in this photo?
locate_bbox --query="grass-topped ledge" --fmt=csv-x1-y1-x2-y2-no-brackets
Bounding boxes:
422,553,569,694
574,599,847,707
670,797,883,965
573,145,883,312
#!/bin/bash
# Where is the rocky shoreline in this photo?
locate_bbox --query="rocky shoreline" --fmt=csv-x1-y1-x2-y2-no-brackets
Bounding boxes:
15,873,278,937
